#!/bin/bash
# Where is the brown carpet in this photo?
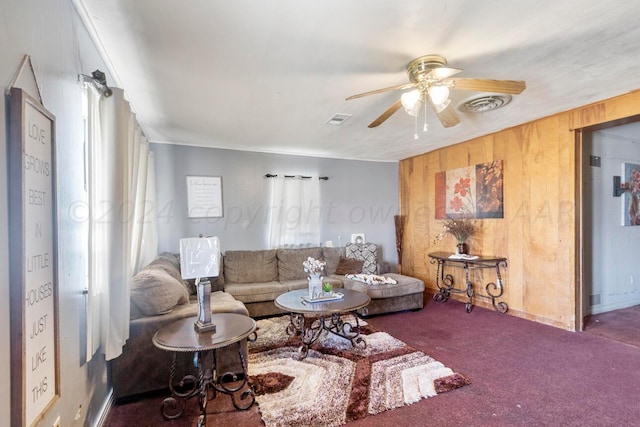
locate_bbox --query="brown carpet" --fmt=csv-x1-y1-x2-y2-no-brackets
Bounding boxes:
247,315,470,426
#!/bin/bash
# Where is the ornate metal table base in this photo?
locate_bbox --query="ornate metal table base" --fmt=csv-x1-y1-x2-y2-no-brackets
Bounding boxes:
429,252,509,314
284,312,367,359
160,339,255,426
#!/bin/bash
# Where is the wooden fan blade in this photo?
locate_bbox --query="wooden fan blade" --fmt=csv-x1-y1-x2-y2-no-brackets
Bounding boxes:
429,99,461,128
449,78,526,94
427,66,462,80
368,99,402,128
346,83,416,100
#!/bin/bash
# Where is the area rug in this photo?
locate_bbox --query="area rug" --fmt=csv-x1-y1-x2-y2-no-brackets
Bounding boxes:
247,315,470,427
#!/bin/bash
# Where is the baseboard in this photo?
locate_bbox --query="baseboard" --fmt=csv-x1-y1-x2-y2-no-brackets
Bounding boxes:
92,389,114,427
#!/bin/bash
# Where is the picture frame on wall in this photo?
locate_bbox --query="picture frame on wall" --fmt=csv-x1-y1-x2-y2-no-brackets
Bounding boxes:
8,87,60,427
186,175,224,218
435,160,504,219
621,162,640,226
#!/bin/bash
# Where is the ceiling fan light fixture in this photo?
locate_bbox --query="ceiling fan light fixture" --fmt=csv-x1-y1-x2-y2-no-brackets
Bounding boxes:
401,90,421,110
427,85,449,106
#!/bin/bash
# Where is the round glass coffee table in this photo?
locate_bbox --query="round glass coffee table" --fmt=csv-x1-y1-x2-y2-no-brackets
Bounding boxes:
275,288,370,359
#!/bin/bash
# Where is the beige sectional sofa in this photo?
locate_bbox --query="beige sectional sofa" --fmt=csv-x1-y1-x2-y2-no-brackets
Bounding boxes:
220,245,425,317
111,245,424,400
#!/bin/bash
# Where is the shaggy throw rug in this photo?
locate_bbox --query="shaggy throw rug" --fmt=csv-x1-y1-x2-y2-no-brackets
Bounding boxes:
247,315,470,427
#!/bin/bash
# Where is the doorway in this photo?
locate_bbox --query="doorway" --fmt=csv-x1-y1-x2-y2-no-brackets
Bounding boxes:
580,121,640,345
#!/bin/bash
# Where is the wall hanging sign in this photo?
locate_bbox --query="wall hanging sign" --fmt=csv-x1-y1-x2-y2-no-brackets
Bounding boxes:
621,162,640,226
8,88,60,427
186,175,223,218
435,160,504,219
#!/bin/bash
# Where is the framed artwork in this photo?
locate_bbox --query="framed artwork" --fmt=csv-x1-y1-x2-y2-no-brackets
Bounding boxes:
8,88,60,427
186,175,223,218
435,160,504,219
621,162,640,226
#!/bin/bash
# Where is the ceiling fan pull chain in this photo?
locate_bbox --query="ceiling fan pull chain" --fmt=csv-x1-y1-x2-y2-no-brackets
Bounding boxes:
414,107,419,140
423,97,429,133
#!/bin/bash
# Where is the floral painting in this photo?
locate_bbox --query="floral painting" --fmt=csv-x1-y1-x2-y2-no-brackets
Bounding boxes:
622,162,640,226
435,160,504,219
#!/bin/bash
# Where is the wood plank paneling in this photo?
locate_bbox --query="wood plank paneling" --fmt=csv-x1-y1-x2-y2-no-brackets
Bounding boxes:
400,90,640,330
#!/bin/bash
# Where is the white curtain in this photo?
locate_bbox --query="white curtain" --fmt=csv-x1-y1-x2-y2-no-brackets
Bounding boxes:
86,86,158,361
268,176,321,248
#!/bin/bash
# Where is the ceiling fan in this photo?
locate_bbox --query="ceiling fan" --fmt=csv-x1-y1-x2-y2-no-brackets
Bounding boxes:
346,54,526,134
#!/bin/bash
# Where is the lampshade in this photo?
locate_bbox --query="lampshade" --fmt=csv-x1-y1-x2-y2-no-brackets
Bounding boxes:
179,236,220,279
427,85,450,106
401,90,422,116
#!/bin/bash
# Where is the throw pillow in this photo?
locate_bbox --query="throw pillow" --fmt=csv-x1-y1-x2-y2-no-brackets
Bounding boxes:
334,257,364,275
130,269,189,316
345,243,378,274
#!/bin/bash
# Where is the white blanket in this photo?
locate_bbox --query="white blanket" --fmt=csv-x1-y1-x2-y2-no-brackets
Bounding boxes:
345,273,397,285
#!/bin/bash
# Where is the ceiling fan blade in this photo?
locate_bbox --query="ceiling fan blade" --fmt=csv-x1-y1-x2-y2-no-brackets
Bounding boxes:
427,66,462,80
449,78,526,94
429,99,461,128
346,83,416,100
368,99,402,128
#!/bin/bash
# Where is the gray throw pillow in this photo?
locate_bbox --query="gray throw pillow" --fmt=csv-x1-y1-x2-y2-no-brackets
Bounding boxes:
130,269,189,316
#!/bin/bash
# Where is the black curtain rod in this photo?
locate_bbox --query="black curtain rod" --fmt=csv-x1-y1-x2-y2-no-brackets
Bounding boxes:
265,174,329,180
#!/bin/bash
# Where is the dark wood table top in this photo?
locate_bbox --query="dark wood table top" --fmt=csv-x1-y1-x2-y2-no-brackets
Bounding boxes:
152,313,256,352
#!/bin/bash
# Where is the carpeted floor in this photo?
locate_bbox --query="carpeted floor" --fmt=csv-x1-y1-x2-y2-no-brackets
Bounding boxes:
104,297,640,426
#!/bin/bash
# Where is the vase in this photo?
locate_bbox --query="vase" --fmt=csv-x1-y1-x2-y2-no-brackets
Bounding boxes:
456,242,467,255
308,274,322,299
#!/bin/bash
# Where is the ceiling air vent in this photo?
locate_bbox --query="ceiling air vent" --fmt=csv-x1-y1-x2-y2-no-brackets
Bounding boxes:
458,94,512,114
326,113,352,125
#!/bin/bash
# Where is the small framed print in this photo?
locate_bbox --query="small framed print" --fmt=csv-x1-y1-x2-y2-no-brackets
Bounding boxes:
186,175,223,218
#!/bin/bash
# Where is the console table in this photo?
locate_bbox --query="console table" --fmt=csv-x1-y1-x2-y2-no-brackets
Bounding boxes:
428,252,508,314
152,313,257,426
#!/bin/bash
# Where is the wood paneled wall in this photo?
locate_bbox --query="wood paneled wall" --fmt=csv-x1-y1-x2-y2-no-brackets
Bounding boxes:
399,89,640,330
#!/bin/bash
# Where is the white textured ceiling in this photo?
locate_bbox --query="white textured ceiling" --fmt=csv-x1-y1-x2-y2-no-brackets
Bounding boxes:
75,0,640,162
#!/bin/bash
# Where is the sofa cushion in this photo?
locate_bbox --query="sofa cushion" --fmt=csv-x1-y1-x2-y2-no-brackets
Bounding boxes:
277,247,323,281
334,256,364,275
224,281,288,304
130,269,190,317
345,243,378,274
322,247,345,275
342,273,425,299
224,249,278,283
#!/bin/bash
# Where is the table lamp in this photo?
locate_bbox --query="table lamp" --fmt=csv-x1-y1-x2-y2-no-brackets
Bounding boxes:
179,236,220,333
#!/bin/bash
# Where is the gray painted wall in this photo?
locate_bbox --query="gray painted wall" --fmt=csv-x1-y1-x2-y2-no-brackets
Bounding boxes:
1,1,111,425
151,144,400,265
584,125,640,315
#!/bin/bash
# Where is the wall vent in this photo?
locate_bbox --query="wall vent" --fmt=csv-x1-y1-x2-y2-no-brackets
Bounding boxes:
326,113,352,125
589,293,601,306
589,155,601,167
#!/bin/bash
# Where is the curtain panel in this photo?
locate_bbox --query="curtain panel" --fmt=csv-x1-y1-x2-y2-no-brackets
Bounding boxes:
86,87,158,361
268,176,321,248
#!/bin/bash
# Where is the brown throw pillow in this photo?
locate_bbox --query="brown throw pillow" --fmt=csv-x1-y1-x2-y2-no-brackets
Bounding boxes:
334,257,364,275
